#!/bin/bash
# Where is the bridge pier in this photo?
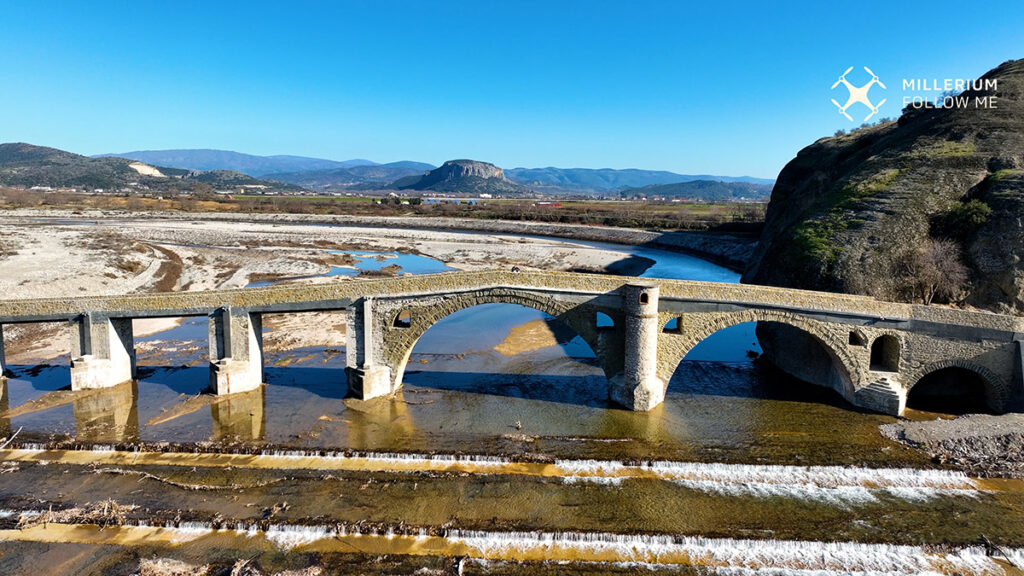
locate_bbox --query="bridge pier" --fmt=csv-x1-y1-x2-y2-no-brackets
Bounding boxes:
610,284,665,411
209,307,263,395
69,315,136,391
0,324,6,379
346,298,393,400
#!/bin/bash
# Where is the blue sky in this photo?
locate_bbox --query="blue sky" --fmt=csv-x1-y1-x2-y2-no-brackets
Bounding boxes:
2,1,1022,179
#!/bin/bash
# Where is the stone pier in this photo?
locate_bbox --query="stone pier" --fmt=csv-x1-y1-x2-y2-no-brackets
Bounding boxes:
0,323,6,379
209,307,264,395
609,283,665,411
346,297,393,400
69,314,136,391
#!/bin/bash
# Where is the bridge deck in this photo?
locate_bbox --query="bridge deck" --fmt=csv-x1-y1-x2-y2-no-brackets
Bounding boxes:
0,270,1019,335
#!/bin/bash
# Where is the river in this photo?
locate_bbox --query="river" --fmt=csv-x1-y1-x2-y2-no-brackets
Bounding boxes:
1,229,1022,575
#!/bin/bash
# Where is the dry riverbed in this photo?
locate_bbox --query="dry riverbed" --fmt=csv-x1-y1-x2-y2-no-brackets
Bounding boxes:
0,211,655,363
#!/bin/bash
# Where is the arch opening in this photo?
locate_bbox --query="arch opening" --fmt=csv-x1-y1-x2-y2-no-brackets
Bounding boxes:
393,310,411,329
596,312,615,330
668,318,854,406
870,335,900,372
663,317,680,333
396,302,609,408
907,367,995,415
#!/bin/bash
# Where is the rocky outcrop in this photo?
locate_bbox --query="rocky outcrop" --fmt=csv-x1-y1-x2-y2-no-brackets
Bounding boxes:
430,159,504,181
744,59,1024,315
392,159,532,195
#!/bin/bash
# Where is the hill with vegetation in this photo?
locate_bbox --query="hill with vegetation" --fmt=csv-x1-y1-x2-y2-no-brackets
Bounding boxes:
94,149,372,177
619,180,772,202
744,58,1024,314
1,143,299,193
506,166,773,193
267,161,435,190
392,159,534,196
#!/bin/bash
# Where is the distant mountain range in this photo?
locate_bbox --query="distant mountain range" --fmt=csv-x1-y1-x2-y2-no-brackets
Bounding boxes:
2,144,775,200
620,180,772,202
266,161,436,190
94,149,377,177
505,167,773,192
1,143,299,193
97,148,773,194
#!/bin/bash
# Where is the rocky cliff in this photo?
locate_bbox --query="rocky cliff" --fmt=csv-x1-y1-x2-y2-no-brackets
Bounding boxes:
393,159,532,195
744,59,1024,315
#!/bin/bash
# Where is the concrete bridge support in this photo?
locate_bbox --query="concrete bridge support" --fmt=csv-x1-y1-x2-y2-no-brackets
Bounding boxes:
209,307,263,395
70,315,136,391
0,324,6,379
346,298,392,400
610,284,665,411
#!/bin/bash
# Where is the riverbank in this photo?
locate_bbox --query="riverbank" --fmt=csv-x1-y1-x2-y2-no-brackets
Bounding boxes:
881,414,1024,479
1,208,757,272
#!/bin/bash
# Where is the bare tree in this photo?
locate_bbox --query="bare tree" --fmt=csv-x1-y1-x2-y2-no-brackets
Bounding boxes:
896,238,969,304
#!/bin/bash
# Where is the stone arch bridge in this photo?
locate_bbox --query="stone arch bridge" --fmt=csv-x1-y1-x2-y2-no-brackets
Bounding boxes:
0,270,1021,416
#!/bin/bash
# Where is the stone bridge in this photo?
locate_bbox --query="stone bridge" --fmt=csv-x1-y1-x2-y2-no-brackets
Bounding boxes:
0,270,1021,416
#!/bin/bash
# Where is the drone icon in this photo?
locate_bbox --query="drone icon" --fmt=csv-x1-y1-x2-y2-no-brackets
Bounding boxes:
830,66,886,122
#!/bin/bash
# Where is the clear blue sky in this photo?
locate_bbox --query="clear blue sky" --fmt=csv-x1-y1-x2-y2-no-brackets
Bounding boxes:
2,1,1022,179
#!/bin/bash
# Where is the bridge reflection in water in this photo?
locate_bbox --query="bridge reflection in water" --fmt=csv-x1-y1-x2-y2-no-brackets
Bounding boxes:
0,270,1020,424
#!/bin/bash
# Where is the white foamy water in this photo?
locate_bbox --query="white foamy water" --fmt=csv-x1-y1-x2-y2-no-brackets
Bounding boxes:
2,445,986,504
554,459,979,503
446,530,1001,574
2,508,1017,573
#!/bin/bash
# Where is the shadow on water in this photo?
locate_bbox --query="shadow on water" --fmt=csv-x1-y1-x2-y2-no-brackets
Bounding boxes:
668,360,856,409
403,370,613,409
263,366,347,400
136,365,210,395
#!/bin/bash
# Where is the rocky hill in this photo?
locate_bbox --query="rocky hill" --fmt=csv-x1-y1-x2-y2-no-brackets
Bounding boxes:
744,59,1024,314
0,143,299,193
392,159,534,195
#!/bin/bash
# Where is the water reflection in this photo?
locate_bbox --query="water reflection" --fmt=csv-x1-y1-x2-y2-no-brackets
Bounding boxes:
342,392,415,448
0,379,10,438
212,385,265,442
72,381,138,443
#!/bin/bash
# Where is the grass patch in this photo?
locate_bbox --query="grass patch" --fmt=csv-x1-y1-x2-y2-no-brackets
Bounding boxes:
912,140,976,158
989,169,1024,181
791,212,848,268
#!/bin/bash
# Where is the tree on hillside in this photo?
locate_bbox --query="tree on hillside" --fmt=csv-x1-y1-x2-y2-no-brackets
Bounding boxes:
895,238,969,305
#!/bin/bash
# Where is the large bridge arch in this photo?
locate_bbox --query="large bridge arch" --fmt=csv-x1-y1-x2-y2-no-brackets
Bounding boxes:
376,288,626,392
657,308,863,402
906,359,1010,414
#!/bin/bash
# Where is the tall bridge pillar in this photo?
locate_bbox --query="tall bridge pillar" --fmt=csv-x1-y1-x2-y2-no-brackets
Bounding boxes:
209,307,263,395
0,323,7,379
346,298,392,400
610,284,665,411
1013,337,1024,412
70,314,136,390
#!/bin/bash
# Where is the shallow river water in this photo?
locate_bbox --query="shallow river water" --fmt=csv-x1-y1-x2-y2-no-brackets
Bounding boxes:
1,228,1022,575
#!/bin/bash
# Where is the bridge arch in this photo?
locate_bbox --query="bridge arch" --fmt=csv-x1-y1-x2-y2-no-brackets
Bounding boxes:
906,359,1009,414
378,289,623,391
659,308,861,401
